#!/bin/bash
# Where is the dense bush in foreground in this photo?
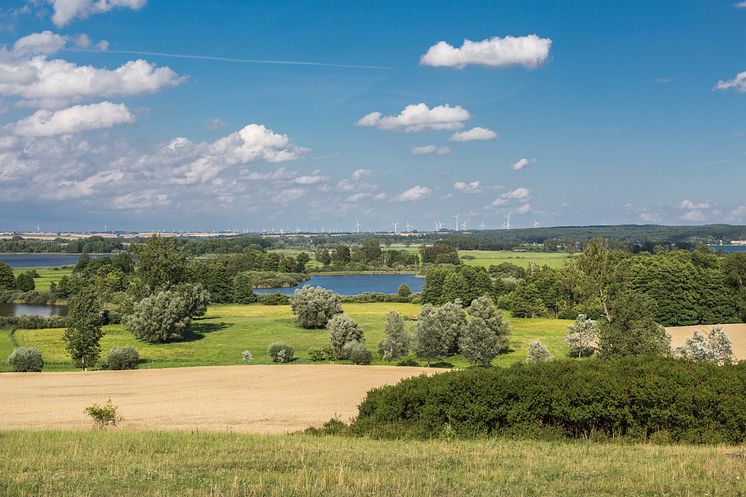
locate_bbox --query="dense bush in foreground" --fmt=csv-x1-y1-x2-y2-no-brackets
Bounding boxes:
351,357,746,443
7,347,44,372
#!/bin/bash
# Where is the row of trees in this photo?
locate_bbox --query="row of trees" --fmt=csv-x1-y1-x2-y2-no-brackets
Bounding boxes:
0,262,36,293
315,238,420,271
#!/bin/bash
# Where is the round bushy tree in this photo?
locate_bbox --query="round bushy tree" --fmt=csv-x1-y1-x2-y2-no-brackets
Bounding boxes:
344,341,373,365
232,272,257,304
397,284,412,298
106,346,140,370
526,340,553,363
291,286,342,329
0,261,15,290
458,317,499,367
174,282,210,317
564,314,600,357
676,325,734,365
468,296,511,352
7,347,43,372
124,290,192,343
378,311,410,361
414,304,448,365
599,292,671,357
328,314,364,358
15,272,35,292
435,301,467,354
64,286,104,370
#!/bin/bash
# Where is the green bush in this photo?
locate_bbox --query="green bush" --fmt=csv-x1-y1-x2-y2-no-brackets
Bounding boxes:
85,399,120,429
307,346,334,361
351,357,746,444
106,347,140,370
343,341,373,365
257,293,291,305
7,347,44,372
267,342,294,363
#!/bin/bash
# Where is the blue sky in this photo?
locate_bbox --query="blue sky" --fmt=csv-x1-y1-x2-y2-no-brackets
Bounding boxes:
0,0,745,232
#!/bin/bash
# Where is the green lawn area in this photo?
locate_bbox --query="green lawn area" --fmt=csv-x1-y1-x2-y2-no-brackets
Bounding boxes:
11,266,73,291
1,431,743,497
6,303,571,371
460,250,576,269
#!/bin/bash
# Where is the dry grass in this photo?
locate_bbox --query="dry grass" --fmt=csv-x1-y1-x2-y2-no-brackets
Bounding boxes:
0,364,435,433
667,323,746,361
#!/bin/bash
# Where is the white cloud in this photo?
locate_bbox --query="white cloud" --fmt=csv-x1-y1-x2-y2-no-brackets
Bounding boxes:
351,168,372,180
490,187,531,207
210,124,308,165
454,181,481,193
345,193,370,202
678,199,711,210
727,206,746,222
49,0,148,27
681,210,707,222
111,189,169,210
735,1,746,8
205,118,226,130
0,56,184,108
9,31,66,57
411,145,450,155
514,203,532,215
12,101,135,136
373,192,387,200
450,127,497,142
511,158,529,170
294,171,329,185
420,34,552,69
714,72,746,93
357,103,469,132
395,185,431,202
272,188,307,204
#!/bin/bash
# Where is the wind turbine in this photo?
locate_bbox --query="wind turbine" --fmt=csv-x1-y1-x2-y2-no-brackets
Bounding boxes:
392,221,399,234
532,220,540,228
479,220,486,230
405,221,412,232
453,213,460,231
461,220,468,230
355,220,361,233
504,211,512,230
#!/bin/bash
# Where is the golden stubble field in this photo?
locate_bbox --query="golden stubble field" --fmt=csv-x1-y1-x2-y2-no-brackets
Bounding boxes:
0,365,435,433
667,323,746,361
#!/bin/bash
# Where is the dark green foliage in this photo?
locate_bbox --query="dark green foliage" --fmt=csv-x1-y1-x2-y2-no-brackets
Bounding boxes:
63,286,104,369
257,293,291,305
599,292,671,357
133,235,188,293
0,261,15,290
340,292,416,304
106,346,140,370
232,272,257,304
420,241,459,264
510,280,545,318
7,347,44,372
351,357,746,444
14,272,35,292
422,265,494,305
307,346,335,361
0,315,66,329
267,343,294,363
397,284,412,298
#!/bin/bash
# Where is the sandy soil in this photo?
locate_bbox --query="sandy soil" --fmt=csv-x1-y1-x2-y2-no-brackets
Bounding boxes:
0,365,434,433
667,323,746,360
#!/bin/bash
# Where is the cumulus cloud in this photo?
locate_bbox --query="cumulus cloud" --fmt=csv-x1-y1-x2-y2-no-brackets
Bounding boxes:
395,185,432,202
205,118,226,130
420,34,552,69
111,189,169,210
351,168,372,180
411,145,450,155
511,158,529,170
714,72,746,93
449,127,497,142
514,203,532,214
678,199,711,210
454,180,481,193
294,171,329,185
727,205,746,222
12,101,135,136
9,31,66,57
272,187,307,204
681,209,707,222
0,56,184,108
357,103,469,132
345,192,370,203
49,0,148,27
490,187,531,206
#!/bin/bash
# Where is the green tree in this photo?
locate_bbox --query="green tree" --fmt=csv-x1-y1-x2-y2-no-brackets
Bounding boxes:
435,301,467,354
63,286,104,370
458,317,499,367
295,252,310,273
564,314,599,357
468,296,511,352
510,280,545,318
232,272,257,304
124,290,192,343
414,304,448,365
333,245,351,264
15,272,35,292
133,235,188,293
328,314,365,358
598,292,671,357
577,238,619,322
290,286,342,329
0,261,15,290
441,271,468,303
397,283,412,298
315,248,332,266
378,311,409,361
526,340,553,363
358,238,382,263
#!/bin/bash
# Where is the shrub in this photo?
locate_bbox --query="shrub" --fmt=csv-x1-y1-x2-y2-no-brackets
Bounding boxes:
85,399,120,429
397,358,420,367
258,293,291,305
397,284,412,298
344,341,373,365
106,347,140,370
7,347,43,372
378,311,410,362
328,314,364,358
675,326,734,365
267,342,294,363
15,272,35,292
307,346,334,362
351,357,746,443
242,350,253,363
526,340,553,363
291,286,342,328
564,314,599,357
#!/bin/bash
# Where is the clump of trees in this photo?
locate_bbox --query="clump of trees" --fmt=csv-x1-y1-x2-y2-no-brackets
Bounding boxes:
675,326,734,365
315,238,419,271
328,314,365,358
422,265,496,306
291,286,342,329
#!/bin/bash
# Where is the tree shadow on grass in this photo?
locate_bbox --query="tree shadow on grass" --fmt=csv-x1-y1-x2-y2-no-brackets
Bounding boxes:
179,321,229,342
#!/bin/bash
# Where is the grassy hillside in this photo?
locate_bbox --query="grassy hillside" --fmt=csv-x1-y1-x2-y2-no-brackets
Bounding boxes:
1,431,743,497
11,266,73,291
460,250,575,268
5,303,571,371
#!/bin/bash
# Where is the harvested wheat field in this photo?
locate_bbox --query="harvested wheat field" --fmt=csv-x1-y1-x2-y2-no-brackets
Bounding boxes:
0,365,434,433
667,323,746,360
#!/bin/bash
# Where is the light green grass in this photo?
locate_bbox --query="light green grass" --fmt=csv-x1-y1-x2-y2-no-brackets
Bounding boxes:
460,250,576,269
7,303,571,371
0,431,743,497
0,327,16,363
11,266,73,291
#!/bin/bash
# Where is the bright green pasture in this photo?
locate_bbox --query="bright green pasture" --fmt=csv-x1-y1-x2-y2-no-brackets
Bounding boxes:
11,266,73,291
6,303,571,371
460,250,575,269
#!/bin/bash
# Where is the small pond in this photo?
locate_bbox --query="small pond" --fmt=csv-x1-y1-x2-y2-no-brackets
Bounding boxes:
254,273,424,296
0,302,68,317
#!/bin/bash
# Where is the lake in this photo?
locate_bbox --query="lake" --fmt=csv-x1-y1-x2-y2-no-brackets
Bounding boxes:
0,302,68,317
0,253,83,268
254,273,425,296
711,245,746,253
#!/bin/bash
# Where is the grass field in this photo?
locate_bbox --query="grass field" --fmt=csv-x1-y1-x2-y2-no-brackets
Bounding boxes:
11,266,73,291
2,303,571,371
1,431,743,497
460,250,576,269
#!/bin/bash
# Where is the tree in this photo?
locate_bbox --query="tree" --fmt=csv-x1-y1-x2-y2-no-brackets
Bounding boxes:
378,311,409,361
295,252,310,273
577,238,620,323
468,296,511,352
526,340,553,363
328,314,364,358
510,280,545,318
397,283,412,298
63,286,104,370
333,245,351,264
0,261,15,290
15,272,35,292
133,235,188,293
124,290,192,343
441,271,469,303
290,286,342,329
174,282,210,317
358,238,382,263
414,304,448,365
315,249,332,266
458,317,499,366
676,326,734,365
598,292,671,357
232,272,257,304
564,314,600,357
435,301,467,354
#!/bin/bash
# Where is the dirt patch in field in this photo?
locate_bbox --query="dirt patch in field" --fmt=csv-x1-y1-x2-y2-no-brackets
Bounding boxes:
0,365,435,433
667,323,746,361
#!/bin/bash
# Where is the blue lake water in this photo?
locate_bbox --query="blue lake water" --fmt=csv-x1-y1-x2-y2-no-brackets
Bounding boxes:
0,253,83,268
0,302,68,317
711,245,746,253
254,273,425,296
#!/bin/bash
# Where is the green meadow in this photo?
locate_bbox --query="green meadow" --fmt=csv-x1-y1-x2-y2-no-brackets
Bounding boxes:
1,303,571,371
11,266,73,291
459,250,576,269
